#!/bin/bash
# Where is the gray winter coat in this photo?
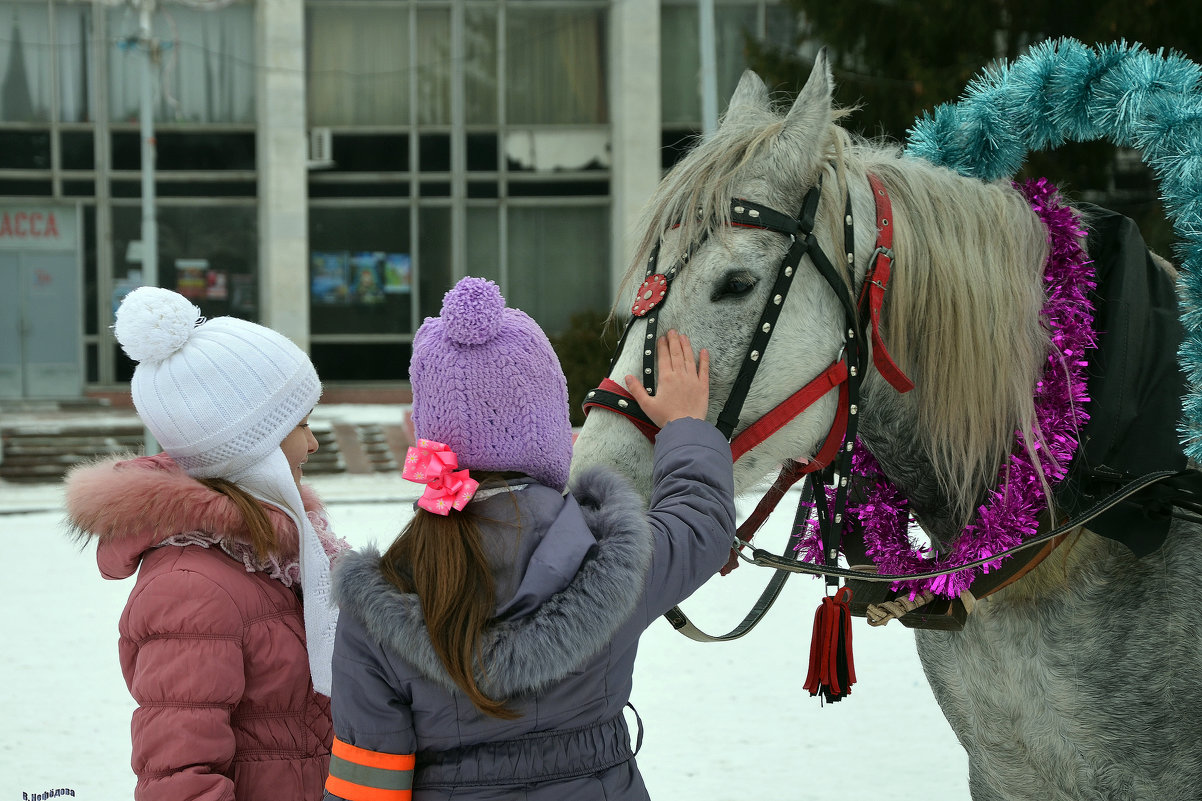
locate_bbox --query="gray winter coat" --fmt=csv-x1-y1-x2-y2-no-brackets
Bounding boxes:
325,417,735,800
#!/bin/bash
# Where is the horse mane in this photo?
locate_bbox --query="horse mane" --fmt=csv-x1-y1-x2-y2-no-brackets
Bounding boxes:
851,146,1052,519
623,100,1055,521
622,98,850,295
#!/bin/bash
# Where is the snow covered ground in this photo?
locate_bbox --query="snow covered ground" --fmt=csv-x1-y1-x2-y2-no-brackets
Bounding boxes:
3,465,969,800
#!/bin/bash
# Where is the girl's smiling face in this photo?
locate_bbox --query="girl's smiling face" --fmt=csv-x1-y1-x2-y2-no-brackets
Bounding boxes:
281,415,319,487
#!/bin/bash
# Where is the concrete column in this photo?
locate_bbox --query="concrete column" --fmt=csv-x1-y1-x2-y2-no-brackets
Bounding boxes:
609,0,661,301
256,0,309,349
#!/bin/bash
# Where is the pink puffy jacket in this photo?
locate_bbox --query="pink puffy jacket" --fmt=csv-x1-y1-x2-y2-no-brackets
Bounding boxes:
66,454,338,801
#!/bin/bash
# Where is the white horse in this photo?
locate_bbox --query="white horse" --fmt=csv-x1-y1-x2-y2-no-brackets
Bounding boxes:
572,46,1202,800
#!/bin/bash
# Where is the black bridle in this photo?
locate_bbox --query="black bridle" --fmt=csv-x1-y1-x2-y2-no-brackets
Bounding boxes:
584,174,913,592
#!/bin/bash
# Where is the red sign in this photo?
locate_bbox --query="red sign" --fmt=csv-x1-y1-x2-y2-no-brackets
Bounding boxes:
0,210,61,241
0,205,77,251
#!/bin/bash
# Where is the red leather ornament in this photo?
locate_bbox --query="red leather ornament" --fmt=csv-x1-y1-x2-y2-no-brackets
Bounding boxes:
630,274,668,317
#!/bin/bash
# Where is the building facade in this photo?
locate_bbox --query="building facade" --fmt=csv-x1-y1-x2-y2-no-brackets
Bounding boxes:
0,0,799,396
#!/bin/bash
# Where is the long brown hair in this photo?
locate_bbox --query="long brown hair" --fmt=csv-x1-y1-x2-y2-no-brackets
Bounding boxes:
198,477,281,561
380,472,522,720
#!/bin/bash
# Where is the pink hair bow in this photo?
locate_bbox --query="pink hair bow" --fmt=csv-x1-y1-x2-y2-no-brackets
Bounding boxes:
402,439,479,515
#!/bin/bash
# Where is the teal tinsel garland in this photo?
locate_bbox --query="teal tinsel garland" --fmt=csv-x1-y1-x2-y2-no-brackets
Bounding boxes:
905,38,1202,460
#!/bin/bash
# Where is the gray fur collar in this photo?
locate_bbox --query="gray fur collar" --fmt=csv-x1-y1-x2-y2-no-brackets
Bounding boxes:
333,466,652,697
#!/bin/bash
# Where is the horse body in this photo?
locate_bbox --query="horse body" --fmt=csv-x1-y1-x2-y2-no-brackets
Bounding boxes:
571,49,1202,799
917,523,1202,800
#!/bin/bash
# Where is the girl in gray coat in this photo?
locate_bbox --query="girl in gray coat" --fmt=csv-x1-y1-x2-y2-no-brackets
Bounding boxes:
325,277,736,801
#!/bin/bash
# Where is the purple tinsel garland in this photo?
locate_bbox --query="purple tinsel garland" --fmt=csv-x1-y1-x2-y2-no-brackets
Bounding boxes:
799,178,1096,599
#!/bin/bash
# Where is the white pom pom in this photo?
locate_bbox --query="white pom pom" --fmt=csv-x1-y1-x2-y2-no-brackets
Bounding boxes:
113,286,201,364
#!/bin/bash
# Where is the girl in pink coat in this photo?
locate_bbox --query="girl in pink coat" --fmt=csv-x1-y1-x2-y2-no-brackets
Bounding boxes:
66,287,349,801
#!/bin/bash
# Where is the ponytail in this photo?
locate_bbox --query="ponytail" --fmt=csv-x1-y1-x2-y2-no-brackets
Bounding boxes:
198,477,280,561
380,474,522,720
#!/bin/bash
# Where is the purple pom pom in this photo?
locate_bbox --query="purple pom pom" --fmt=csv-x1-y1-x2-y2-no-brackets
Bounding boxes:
441,277,505,345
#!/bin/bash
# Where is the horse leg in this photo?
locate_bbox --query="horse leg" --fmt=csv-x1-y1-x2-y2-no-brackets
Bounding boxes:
914,628,1020,801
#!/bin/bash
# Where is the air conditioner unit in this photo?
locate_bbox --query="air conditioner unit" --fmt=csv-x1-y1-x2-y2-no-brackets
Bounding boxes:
308,128,334,169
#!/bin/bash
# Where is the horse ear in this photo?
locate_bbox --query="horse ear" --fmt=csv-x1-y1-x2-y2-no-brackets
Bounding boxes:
725,70,770,116
783,47,833,134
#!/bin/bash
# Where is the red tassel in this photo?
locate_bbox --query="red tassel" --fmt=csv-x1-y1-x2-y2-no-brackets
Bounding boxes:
802,586,856,703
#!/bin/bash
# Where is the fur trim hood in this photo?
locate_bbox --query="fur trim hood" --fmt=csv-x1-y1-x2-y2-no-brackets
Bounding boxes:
66,453,323,580
333,466,652,697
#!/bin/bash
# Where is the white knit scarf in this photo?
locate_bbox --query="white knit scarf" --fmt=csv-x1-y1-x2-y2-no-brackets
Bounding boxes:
227,449,341,696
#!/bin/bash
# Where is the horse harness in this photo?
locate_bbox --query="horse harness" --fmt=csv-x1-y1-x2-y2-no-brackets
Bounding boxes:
583,175,1202,640
584,173,920,635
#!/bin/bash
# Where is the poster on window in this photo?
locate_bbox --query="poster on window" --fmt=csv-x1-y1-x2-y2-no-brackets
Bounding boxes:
175,259,210,299
349,252,387,305
205,270,228,300
311,251,350,304
383,253,412,294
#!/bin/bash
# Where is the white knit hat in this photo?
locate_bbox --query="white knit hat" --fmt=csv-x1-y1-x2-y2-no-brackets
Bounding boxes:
114,286,322,478
113,286,338,695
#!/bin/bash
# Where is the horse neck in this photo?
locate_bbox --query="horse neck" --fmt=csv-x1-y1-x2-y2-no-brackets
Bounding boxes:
857,378,982,547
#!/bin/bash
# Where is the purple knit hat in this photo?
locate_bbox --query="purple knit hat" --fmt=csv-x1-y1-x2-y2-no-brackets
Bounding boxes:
410,277,573,490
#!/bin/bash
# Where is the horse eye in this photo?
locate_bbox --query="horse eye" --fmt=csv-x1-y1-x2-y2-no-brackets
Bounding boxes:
712,271,758,301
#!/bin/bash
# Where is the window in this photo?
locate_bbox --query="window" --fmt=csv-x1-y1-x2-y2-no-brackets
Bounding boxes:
57,4,91,122
306,0,612,384
0,129,49,169
107,3,255,124
465,206,500,284
308,6,409,127
111,204,259,324
661,1,802,168
506,7,607,125
307,6,452,127
308,206,413,336
2,1,258,389
417,205,451,321
662,2,760,127
507,205,609,335
464,4,497,125
110,203,258,381
0,2,51,122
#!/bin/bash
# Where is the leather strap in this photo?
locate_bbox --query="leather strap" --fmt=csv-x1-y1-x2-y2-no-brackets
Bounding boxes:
714,185,823,440
862,174,913,393
729,362,847,462
719,460,809,575
665,479,816,642
742,470,1182,582
582,378,659,440
973,533,1069,600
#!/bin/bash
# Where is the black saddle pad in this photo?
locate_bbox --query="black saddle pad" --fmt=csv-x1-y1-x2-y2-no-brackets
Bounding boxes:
1056,204,1189,557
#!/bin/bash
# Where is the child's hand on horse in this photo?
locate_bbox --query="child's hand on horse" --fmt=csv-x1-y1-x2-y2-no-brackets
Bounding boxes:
625,330,710,428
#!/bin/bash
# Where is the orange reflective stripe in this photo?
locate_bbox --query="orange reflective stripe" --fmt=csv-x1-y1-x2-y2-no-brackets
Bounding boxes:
331,737,416,771
325,773,411,801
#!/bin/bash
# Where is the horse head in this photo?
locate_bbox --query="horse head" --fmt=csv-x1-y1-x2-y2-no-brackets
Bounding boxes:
572,50,1055,551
